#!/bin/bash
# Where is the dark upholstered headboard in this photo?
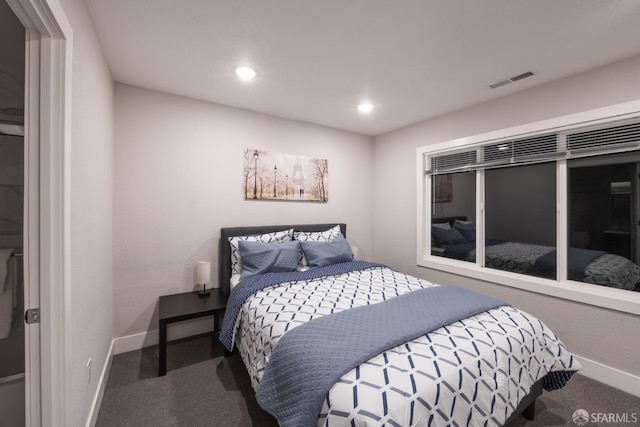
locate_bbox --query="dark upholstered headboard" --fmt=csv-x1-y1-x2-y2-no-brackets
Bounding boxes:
219,223,346,296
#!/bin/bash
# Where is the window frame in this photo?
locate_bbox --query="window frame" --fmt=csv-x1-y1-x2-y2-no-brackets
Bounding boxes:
416,100,640,316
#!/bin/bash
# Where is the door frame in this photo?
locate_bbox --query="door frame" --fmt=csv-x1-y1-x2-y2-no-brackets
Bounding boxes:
5,0,71,426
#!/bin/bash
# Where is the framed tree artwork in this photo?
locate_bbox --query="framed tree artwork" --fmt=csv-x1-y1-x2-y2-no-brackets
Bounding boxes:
433,174,453,203
244,149,328,202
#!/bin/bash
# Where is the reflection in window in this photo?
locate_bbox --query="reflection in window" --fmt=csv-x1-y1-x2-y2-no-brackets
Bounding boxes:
423,117,640,297
569,157,640,291
484,163,557,279
430,172,475,262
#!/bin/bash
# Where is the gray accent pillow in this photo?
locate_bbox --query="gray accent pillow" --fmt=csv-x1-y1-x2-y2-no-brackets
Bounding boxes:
299,235,354,267
228,228,294,275
237,240,300,279
294,225,343,268
432,227,466,246
454,222,476,242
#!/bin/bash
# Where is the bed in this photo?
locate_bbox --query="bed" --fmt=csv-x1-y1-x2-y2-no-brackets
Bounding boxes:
432,217,640,291
219,223,580,426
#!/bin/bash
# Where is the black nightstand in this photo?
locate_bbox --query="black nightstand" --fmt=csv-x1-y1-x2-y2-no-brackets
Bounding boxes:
158,288,227,376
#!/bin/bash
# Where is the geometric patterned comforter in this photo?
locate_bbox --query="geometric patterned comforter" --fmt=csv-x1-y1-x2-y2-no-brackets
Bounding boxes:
464,242,640,291
233,265,580,426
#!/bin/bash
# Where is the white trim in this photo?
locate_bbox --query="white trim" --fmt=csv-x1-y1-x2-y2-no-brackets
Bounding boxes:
113,331,159,355
556,159,568,282
420,257,640,315
476,170,485,266
417,99,640,316
23,27,42,427
39,33,72,427
6,0,65,36
415,149,427,264
113,319,215,355
575,355,640,399
85,341,114,427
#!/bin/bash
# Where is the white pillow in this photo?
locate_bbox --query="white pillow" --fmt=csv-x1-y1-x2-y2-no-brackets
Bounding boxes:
228,229,294,275
230,273,241,290
294,225,343,268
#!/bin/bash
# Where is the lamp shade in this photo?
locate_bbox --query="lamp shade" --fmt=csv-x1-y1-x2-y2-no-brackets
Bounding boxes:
351,245,359,259
196,261,210,284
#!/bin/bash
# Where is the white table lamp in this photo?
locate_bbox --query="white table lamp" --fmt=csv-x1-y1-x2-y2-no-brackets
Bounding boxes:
197,261,211,296
351,245,359,259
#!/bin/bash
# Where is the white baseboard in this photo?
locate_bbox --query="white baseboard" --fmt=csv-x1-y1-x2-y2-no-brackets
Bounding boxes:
85,340,114,427
574,354,640,398
113,317,214,355
88,318,214,426
113,330,158,355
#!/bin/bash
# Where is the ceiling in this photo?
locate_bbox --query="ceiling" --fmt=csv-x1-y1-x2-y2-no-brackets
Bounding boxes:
85,0,640,136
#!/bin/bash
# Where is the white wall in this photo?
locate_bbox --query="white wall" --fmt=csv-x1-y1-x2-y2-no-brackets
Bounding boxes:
57,0,114,425
372,54,640,377
113,84,373,339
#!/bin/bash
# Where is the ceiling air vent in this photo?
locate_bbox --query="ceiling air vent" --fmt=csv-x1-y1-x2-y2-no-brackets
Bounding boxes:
489,71,535,89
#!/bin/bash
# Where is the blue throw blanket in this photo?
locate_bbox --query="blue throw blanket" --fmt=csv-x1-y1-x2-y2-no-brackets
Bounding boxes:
255,284,507,427
532,248,606,280
219,261,385,351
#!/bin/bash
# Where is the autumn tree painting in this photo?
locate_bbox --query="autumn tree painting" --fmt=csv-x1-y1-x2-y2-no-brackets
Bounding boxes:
243,149,329,202
309,158,328,202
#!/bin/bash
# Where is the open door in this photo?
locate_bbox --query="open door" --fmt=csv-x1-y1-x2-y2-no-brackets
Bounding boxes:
4,0,72,425
0,2,28,426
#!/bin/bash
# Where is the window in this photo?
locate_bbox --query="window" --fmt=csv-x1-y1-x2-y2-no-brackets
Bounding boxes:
568,154,640,292
417,103,640,314
430,172,475,262
485,163,556,279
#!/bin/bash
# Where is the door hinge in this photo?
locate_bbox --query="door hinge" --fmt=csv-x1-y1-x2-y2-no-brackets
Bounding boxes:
25,308,40,324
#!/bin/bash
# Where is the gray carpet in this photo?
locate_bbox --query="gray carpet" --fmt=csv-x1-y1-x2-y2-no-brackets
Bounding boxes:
96,334,640,427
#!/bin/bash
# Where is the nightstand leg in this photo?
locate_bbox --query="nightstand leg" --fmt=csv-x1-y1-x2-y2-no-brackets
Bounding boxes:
159,321,167,376
211,313,220,357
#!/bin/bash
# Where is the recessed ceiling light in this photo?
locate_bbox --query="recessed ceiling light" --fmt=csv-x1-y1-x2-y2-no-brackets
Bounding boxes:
357,103,373,114
235,66,256,80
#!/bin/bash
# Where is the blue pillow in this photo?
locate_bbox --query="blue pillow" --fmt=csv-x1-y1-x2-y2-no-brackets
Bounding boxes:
299,235,354,267
454,223,476,242
238,240,300,279
431,227,466,247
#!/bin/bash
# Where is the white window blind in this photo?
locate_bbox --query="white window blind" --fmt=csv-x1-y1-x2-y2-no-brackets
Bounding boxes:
427,150,477,174
481,133,559,168
426,118,640,175
567,121,640,157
